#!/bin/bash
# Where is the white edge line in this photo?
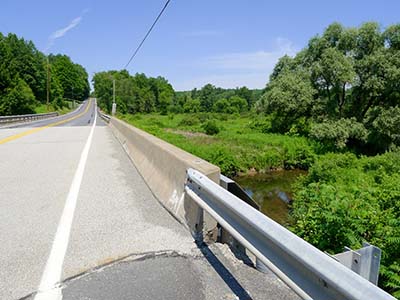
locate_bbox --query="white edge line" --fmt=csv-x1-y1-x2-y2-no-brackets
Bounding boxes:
34,100,97,300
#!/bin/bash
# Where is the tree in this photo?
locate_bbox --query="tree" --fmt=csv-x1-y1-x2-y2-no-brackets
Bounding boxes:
260,21,400,154
384,24,400,50
49,54,89,101
235,86,253,108
93,71,176,114
198,84,217,111
312,47,355,117
0,32,89,115
229,96,248,113
262,70,316,132
213,98,229,113
0,78,36,115
183,99,201,113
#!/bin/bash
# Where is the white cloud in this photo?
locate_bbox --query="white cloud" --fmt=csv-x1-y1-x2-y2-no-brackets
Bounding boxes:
45,10,88,52
200,38,297,71
174,38,298,90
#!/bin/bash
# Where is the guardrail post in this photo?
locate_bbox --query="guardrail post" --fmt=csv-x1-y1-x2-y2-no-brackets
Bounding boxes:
194,206,204,243
332,242,381,285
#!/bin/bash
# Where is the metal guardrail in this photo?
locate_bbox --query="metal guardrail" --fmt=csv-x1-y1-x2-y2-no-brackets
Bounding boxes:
0,112,58,125
185,168,395,300
98,109,111,123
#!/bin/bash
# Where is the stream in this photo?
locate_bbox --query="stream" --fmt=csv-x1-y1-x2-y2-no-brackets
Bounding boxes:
235,170,306,225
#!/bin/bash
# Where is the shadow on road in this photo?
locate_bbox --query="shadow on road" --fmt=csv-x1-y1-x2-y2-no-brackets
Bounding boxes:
196,241,252,300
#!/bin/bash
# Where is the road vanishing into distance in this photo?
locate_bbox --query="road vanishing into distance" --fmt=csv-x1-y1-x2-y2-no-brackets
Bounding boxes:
0,99,297,300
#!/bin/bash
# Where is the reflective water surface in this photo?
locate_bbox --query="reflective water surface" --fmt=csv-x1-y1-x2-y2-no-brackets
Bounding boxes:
235,170,306,225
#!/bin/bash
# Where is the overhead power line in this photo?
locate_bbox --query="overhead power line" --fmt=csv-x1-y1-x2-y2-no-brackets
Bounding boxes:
124,0,172,69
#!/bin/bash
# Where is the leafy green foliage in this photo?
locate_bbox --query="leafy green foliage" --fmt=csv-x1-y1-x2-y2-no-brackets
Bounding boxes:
369,106,400,151
0,78,37,114
0,32,89,115
310,118,368,150
261,70,316,133
291,152,400,296
202,120,220,135
183,99,201,113
49,54,90,101
259,21,400,153
178,115,200,126
93,71,174,115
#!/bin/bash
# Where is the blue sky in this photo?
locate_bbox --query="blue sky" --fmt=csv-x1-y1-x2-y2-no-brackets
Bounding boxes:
1,0,399,91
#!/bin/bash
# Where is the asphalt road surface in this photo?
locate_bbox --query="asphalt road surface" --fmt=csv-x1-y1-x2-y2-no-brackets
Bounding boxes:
0,99,298,300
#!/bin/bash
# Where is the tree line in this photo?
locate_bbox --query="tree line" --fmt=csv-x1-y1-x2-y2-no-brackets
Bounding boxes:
93,70,262,115
258,22,400,154
0,32,90,115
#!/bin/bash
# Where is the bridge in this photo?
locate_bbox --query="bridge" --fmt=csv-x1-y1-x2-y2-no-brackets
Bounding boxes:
0,99,395,300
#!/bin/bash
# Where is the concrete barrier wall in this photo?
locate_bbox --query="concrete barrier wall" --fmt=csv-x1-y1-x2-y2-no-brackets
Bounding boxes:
109,117,220,236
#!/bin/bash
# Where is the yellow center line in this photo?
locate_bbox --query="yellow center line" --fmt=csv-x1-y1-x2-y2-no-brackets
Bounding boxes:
0,100,92,145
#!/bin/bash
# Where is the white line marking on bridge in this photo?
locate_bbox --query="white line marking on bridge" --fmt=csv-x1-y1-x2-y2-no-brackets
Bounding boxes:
34,100,97,300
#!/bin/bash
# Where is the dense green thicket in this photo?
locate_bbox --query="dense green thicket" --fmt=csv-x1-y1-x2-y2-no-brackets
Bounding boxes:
0,32,89,115
259,22,400,154
93,70,262,115
291,152,400,297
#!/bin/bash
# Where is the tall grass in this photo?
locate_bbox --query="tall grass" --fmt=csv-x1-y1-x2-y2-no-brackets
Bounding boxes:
120,113,317,176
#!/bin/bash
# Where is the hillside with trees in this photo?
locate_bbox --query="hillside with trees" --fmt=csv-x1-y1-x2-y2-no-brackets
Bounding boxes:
0,32,89,115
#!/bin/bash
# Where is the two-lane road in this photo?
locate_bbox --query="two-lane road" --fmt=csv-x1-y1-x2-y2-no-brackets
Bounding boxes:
0,100,298,300
0,99,222,300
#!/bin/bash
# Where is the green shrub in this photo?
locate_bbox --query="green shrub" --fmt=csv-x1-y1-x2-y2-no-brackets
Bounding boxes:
291,151,400,296
202,120,220,135
178,116,200,127
248,118,272,133
216,114,228,121
197,112,210,123
309,118,368,150
206,146,240,176
147,117,165,128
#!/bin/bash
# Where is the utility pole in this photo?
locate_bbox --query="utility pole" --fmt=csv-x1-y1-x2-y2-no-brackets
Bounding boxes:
46,57,50,111
112,79,116,115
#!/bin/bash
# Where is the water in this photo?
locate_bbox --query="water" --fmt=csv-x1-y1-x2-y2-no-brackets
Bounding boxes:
235,170,306,225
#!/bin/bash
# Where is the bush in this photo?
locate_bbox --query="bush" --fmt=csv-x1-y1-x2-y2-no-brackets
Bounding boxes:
206,146,240,176
309,118,368,150
202,120,220,135
197,112,210,123
147,117,165,128
291,151,400,296
0,78,37,115
178,116,200,127
183,99,201,113
248,116,273,133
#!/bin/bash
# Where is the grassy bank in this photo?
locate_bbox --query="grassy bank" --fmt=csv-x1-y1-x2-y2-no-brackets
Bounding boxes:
120,113,317,176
